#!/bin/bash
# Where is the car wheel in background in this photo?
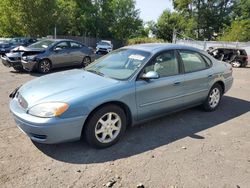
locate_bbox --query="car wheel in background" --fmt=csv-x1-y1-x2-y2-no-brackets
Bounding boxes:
203,83,222,112
82,56,91,67
38,59,51,74
84,105,127,148
231,61,241,68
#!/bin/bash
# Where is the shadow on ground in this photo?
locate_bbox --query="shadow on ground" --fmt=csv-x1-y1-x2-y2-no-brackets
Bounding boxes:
34,96,250,164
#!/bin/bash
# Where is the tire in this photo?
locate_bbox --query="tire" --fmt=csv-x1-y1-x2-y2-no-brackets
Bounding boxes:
38,59,51,74
203,83,222,112
231,61,241,68
84,105,127,148
82,56,91,67
13,66,24,72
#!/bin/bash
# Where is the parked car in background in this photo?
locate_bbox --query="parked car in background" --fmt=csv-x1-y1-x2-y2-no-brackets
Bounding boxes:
207,47,248,67
0,42,14,55
9,44,233,148
0,37,37,55
96,40,113,54
3,39,94,73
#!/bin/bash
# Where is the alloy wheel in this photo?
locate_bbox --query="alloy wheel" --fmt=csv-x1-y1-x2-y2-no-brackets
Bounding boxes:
209,88,220,108
95,112,122,144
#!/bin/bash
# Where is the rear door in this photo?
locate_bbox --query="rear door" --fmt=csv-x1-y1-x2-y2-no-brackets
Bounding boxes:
135,50,185,121
68,42,86,66
178,50,213,106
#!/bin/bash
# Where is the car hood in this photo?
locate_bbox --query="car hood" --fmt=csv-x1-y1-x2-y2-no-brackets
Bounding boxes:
11,46,45,53
18,69,119,108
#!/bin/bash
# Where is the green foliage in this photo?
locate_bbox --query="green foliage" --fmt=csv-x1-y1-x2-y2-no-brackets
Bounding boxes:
156,10,186,42
219,20,250,42
0,0,143,41
126,37,164,45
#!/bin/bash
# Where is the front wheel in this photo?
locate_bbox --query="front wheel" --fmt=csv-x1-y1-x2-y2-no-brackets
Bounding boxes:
84,105,127,148
231,61,241,68
38,59,51,74
203,84,222,112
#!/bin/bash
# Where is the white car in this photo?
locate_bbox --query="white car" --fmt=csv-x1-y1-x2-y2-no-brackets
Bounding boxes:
96,40,113,54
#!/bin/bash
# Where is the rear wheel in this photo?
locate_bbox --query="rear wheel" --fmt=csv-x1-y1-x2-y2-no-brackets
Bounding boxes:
84,105,127,148
203,84,222,112
82,56,91,67
231,61,241,68
38,59,51,74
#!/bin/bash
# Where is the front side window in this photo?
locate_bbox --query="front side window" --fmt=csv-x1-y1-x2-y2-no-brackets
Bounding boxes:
179,51,208,73
55,42,69,49
144,50,179,77
85,49,150,80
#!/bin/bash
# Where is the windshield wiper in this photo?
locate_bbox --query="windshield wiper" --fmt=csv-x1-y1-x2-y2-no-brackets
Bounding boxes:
86,69,106,77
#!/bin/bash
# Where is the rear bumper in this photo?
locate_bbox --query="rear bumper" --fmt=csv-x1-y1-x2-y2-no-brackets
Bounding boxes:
21,60,37,71
10,98,87,144
224,77,233,93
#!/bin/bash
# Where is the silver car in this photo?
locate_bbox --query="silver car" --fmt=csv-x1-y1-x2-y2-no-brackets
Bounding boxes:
19,39,94,73
9,44,233,148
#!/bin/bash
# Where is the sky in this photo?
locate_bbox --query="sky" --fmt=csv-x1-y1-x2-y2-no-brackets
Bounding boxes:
135,0,174,22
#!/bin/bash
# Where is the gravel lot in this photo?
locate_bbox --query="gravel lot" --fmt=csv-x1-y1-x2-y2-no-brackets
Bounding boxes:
0,63,250,188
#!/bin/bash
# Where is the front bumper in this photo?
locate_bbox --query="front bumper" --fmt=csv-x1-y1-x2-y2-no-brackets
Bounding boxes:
10,98,87,144
21,60,37,72
1,55,22,68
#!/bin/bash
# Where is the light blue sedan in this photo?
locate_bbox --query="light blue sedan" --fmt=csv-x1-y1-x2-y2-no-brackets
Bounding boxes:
10,44,233,148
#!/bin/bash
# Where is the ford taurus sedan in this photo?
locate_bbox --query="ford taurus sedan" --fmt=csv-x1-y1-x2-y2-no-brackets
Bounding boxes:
12,39,94,73
9,44,233,148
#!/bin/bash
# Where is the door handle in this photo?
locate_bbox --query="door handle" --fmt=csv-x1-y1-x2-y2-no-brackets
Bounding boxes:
173,81,181,86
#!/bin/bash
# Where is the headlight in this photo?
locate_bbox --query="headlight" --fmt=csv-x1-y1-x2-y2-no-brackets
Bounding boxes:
28,102,69,118
24,55,37,61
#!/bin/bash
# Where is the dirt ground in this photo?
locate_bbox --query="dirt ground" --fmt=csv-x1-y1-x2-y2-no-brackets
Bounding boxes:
0,63,250,188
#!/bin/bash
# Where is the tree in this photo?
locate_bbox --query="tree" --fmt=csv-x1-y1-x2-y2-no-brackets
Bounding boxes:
156,10,186,42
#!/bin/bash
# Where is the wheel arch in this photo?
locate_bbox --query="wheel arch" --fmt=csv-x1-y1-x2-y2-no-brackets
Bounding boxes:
213,80,225,94
37,58,52,69
81,101,133,136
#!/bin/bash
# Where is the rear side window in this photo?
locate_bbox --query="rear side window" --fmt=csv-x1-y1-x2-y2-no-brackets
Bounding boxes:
179,51,209,73
70,42,82,49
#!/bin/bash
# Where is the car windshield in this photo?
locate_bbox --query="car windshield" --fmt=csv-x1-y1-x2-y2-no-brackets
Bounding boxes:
85,49,151,80
98,42,111,46
28,40,55,49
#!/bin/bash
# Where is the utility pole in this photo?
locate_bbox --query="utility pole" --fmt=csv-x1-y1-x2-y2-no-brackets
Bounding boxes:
54,25,57,39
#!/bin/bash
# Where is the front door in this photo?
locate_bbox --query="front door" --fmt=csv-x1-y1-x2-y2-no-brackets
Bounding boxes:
135,50,185,121
50,41,71,68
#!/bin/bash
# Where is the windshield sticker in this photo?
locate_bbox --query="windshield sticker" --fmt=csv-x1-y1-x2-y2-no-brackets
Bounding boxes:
129,54,145,61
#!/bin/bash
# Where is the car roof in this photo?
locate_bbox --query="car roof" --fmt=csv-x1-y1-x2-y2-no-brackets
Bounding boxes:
123,43,203,53
209,46,245,51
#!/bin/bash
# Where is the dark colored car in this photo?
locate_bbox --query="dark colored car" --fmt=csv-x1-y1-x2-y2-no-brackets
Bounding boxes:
0,37,37,55
207,47,248,67
0,42,14,55
18,39,94,73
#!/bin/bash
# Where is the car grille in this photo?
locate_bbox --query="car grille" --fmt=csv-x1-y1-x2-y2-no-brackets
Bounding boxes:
17,93,28,109
9,57,21,61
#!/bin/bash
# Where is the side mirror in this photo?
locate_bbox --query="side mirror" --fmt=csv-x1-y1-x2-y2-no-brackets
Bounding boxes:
141,71,159,80
54,47,62,52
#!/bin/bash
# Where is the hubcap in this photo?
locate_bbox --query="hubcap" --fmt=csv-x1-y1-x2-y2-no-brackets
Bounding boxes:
83,58,91,66
232,61,241,68
95,112,121,144
209,88,220,108
40,61,50,73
